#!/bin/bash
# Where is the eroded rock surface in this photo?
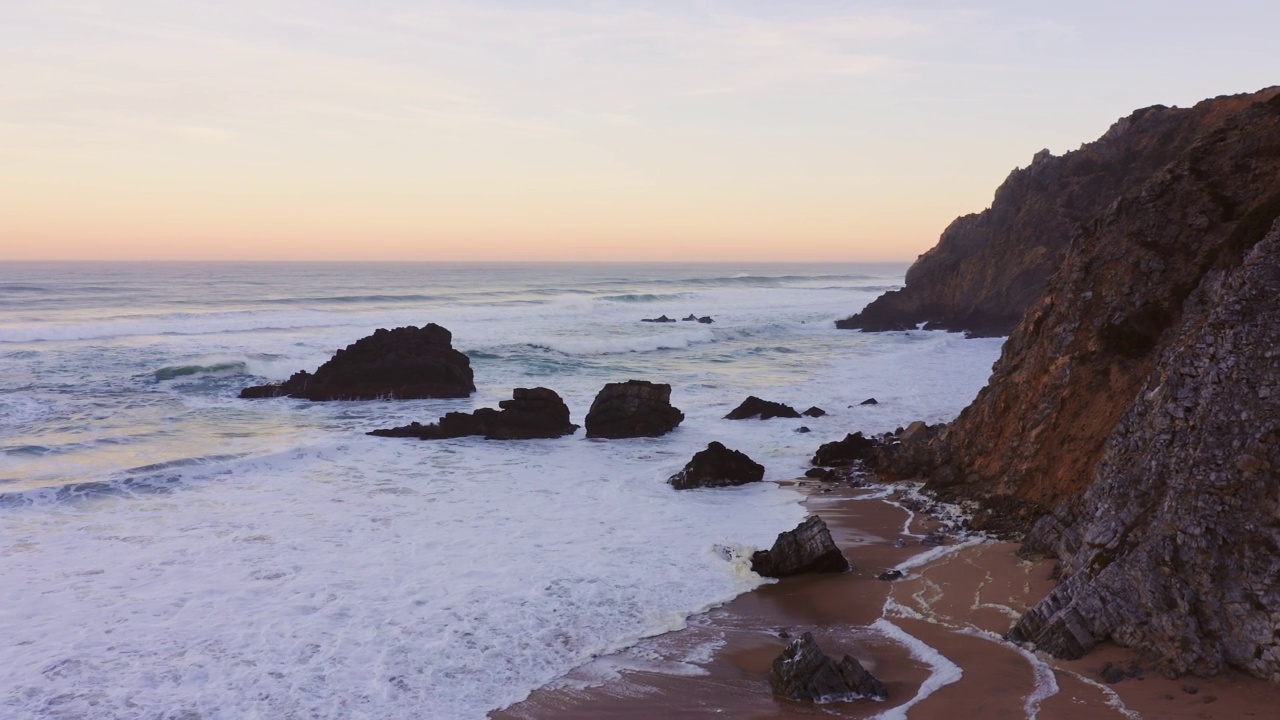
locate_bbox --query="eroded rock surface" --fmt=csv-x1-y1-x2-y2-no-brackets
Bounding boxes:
668,441,764,490
838,88,1278,337
752,516,849,577
240,324,474,400
769,632,887,703
369,387,577,440
811,433,876,467
583,380,684,439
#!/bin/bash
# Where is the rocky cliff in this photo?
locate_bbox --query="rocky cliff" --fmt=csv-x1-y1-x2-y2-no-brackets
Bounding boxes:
887,87,1280,680
838,88,1276,337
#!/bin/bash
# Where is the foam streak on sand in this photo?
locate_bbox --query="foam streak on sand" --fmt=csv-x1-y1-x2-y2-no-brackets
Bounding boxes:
868,615,964,720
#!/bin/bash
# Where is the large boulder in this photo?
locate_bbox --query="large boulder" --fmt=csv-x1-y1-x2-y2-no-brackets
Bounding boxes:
369,387,577,440
668,442,764,490
752,516,849,577
240,324,474,401
584,380,684,439
724,396,801,420
811,432,876,467
770,632,887,703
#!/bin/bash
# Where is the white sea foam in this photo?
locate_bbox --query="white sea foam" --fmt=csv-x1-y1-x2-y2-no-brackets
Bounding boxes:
869,611,964,720
0,262,1005,719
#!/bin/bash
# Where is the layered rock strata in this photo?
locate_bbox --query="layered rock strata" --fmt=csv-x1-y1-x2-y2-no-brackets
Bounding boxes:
369,387,577,440
240,324,474,400
751,516,849,578
838,88,1278,337
880,88,1280,680
769,632,887,703
583,380,684,439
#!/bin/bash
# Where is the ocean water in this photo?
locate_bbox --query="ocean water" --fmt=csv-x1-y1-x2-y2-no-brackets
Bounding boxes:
0,262,1003,719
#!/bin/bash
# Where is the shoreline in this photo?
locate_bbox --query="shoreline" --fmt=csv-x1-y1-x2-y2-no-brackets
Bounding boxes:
495,481,1280,719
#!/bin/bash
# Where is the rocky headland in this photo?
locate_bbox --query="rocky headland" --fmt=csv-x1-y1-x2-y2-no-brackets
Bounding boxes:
838,87,1278,337
870,87,1280,681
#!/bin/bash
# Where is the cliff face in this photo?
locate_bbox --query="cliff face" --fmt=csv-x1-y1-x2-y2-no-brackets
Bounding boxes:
906,88,1280,679
838,89,1274,337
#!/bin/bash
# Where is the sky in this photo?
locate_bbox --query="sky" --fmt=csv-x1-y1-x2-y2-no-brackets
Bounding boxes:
2,1,1278,262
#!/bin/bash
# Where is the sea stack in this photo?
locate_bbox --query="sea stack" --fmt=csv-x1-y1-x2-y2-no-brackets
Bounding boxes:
240,324,475,400
369,387,578,440
583,380,684,439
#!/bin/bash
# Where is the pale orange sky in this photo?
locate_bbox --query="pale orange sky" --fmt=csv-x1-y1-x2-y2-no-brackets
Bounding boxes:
3,1,1277,261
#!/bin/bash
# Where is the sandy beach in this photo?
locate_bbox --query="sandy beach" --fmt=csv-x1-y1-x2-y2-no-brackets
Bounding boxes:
496,482,1280,719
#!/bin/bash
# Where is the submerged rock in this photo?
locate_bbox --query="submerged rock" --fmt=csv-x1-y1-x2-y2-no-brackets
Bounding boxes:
640,315,676,323
802,406,826,418
583,380,684,439
370,387,577,440
697,316,714,324
811,432,876,467
668,442,764,490
859,398,879,406
240,324,474,401
752,516,849,577
769,632,887,703
724,396,801,420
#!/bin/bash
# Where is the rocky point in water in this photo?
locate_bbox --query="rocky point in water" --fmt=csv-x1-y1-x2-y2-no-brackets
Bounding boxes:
724,396,801,420
769,632,887,703
583,380,684,439
369,387,578,440
811,432,876,467
667,442,764,490
873,87,1280,681
239,324,474,400
837,88,1280,337
751,516,849,578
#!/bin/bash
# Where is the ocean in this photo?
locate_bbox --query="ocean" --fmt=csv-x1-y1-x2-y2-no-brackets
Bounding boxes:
0,262,1003,719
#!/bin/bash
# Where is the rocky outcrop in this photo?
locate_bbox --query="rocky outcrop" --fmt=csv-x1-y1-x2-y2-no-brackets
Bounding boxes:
769,632,887,703
751,516,849,577
583,380,684,439
838,88,1278,337
724,396,801,420
240,324,474,400
886,88,1280,680
811,433,876,467
369,387,577,440
667,442,764,490
802,406,826,418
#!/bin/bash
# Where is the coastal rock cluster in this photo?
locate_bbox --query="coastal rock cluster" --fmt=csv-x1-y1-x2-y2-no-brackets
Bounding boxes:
868,87,1280,680
837,88,1276,337
240,324,475,400
369,387,578,440
769,632,887,703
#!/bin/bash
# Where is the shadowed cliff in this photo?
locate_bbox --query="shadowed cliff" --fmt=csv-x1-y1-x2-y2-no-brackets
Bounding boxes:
839,88,1277,337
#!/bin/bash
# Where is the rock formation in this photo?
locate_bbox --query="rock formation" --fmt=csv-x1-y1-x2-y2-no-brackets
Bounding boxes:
769,632,887,703
240,324,474,400
668,442,764,490
369,387,577,440
812,433,876,467
802,406,826,418
874,88,1280,680
583,380,684,439
837,88,1278,337
724,396,801,420
751,516,849,577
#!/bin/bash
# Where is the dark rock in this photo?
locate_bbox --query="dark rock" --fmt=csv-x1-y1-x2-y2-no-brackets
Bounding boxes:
641,315,676,323
795,426,811,434
877,570,905,581
920,533,946,547
802,406,826,418
859,398,879,405
1100,661,1143,684
837,89,1279,337
681,314,698,321
668,442,764,490
804,468,835,481
768,632,887,703
697,316,714,324
583,380,684,439
892,539,908,548
240,324,475,401
752,516,849,578
811,432,876,467
724,396,801,420
898,421,931,444
369,387,578,440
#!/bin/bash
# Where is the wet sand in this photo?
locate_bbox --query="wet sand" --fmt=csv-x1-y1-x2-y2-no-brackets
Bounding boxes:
495,484,1280,719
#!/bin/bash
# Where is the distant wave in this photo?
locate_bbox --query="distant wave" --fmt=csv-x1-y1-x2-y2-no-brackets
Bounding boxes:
597,293,692,303
154,361,248,381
